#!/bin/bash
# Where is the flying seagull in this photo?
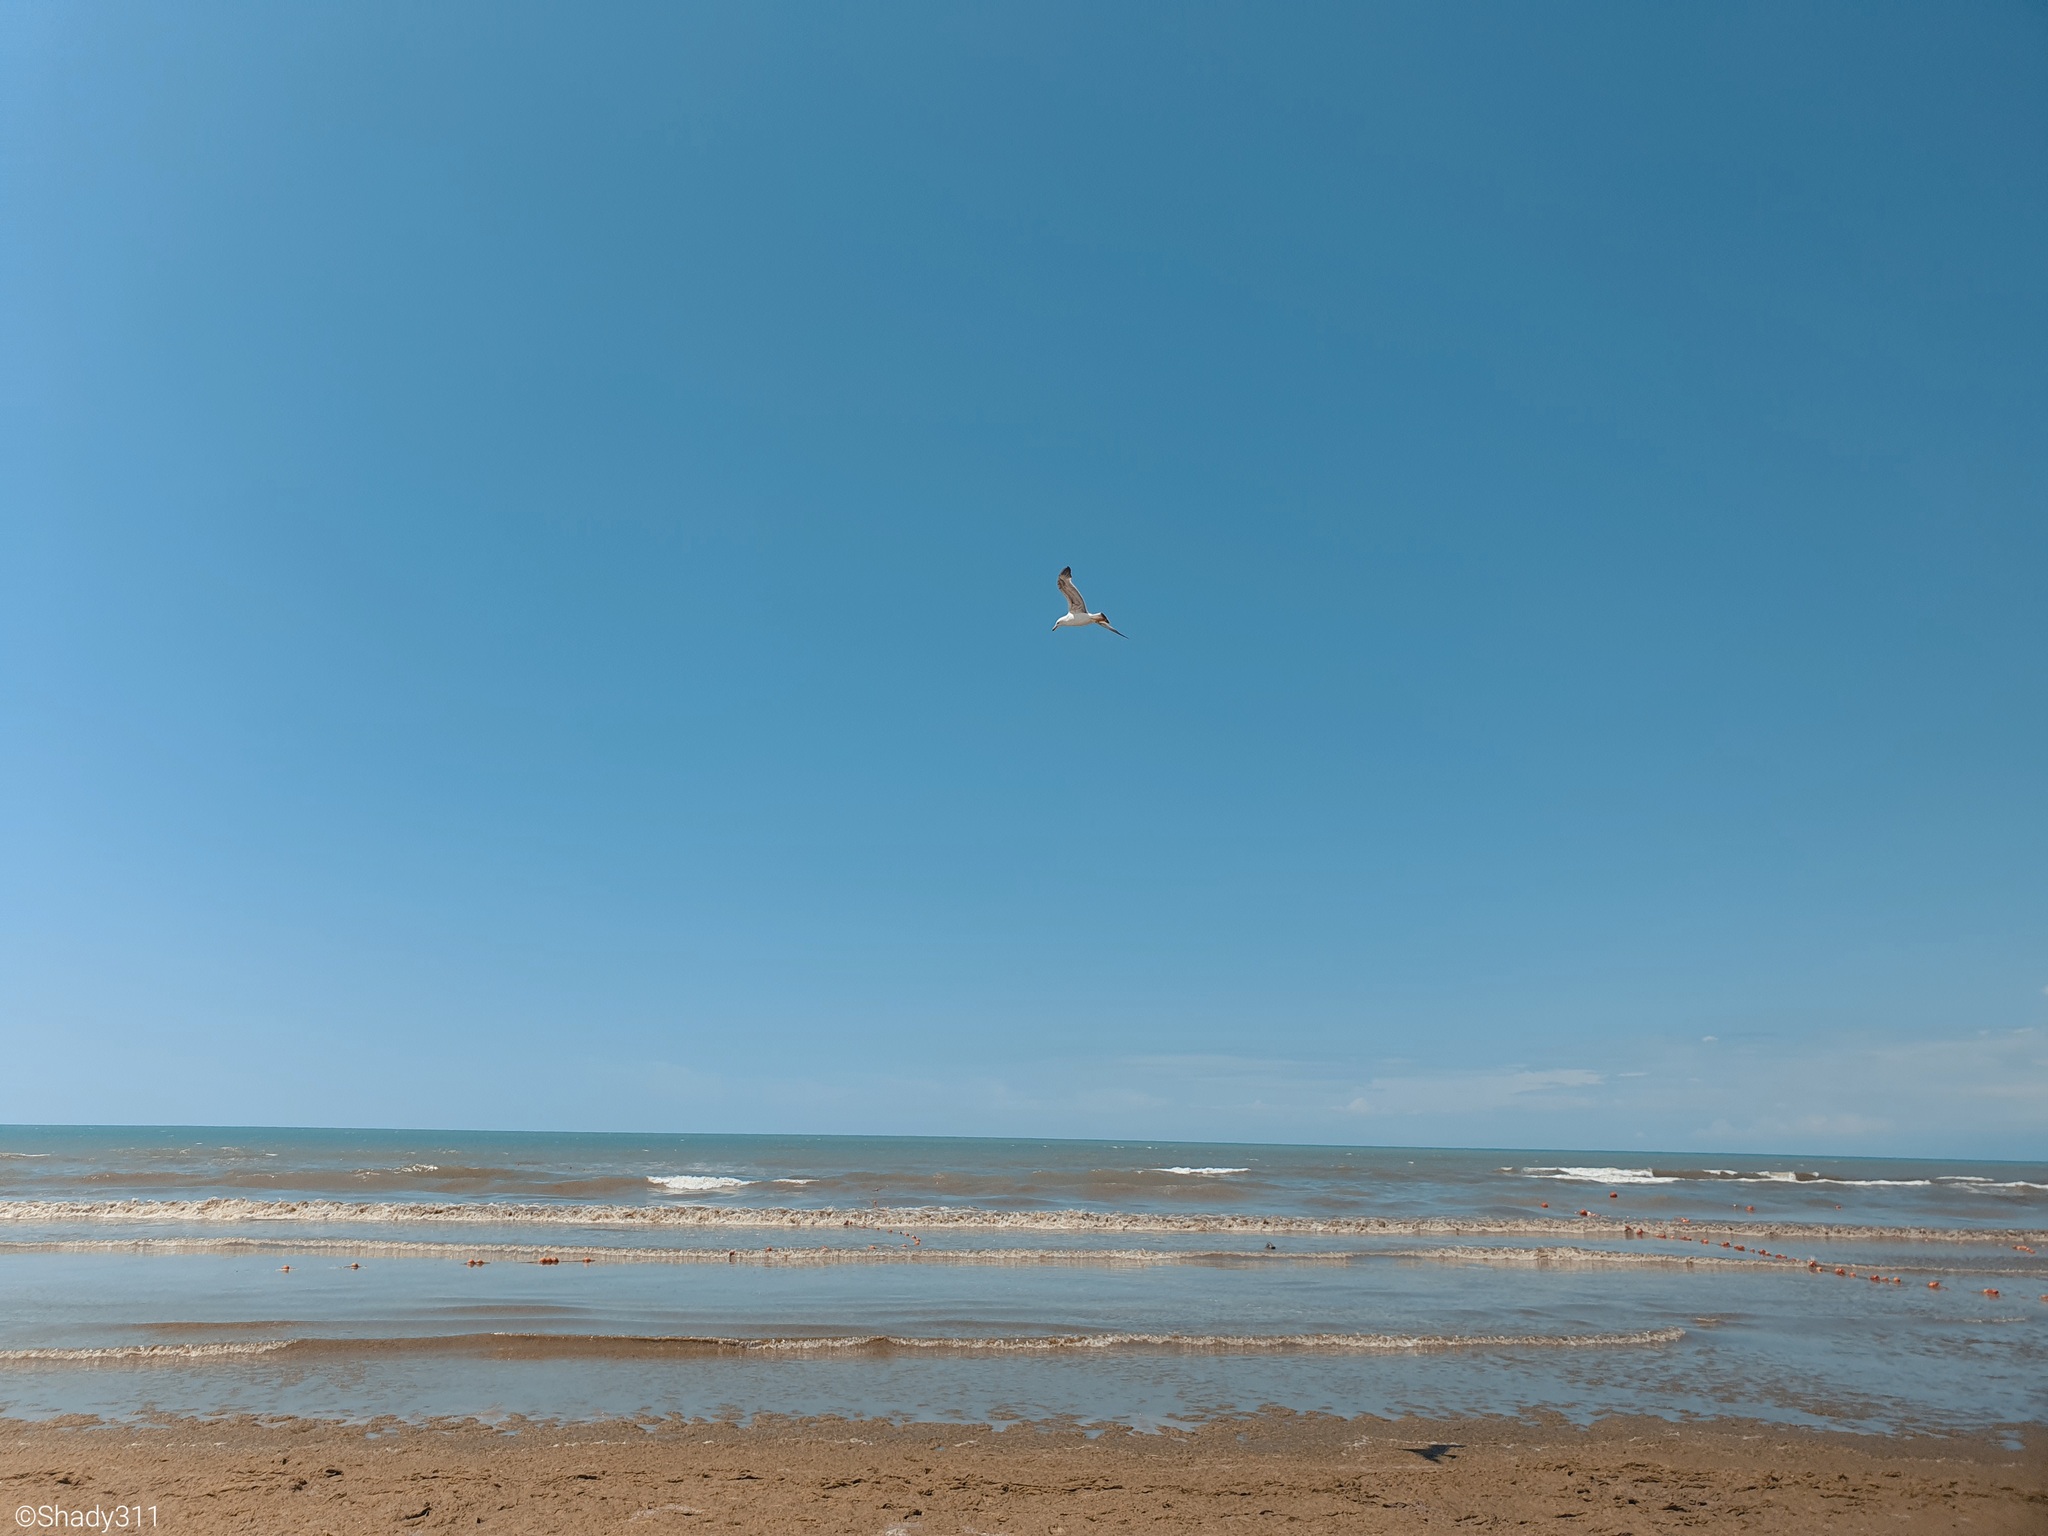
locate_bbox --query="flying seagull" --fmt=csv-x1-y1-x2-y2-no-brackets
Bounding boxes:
1053,566,1125,636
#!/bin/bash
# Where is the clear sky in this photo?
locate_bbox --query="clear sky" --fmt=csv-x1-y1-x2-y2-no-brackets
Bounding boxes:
4,3,2045,1157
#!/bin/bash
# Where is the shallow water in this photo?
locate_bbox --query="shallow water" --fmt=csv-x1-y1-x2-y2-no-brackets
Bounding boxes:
2,1128,2043,1432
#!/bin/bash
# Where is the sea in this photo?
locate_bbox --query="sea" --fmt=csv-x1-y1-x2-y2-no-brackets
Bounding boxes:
2,1127,2043,1435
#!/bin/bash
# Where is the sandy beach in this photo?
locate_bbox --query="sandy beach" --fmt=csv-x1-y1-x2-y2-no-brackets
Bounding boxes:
5,1413,2042,1534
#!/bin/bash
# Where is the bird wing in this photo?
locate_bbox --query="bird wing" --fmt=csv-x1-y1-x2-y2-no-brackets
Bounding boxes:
1057,566,1089,615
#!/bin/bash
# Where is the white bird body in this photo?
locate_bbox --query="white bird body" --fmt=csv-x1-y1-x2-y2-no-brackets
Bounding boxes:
1053,566,1124,636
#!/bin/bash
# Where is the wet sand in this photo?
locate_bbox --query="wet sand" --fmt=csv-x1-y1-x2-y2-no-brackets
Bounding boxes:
5,1413,2041,1534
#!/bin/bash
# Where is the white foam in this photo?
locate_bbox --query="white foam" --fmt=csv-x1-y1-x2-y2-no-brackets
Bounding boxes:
724,1327,1686,1354
773,1178,816,1186
0,1341,291,1363
1521,1167,1676,1184
1152,1167,1249,1177
1519,1166,2020,1189
648,1176,750,1193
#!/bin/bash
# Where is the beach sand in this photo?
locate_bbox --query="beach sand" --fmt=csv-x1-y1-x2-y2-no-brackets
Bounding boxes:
4,1413,2040,1533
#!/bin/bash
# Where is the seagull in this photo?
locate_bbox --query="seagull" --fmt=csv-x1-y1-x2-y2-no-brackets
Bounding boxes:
1053,566,1125,636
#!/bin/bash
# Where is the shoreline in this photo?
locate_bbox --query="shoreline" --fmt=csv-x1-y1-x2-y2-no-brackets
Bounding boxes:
5,1410,2041,1534
6,1198,2044,1247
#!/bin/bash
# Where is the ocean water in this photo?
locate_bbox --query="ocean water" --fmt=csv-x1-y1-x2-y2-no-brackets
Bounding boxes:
2,1127,2043,1433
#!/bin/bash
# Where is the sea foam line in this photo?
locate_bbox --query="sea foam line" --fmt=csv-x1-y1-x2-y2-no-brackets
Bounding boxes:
0,1342,293,1364
0,1329,1688,1367
1,1199,2038,1246
1518,1166,2048,1190
629,1328,1692,1356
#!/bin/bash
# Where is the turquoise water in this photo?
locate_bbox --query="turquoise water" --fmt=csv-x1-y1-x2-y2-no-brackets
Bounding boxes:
2,1127,2043,1432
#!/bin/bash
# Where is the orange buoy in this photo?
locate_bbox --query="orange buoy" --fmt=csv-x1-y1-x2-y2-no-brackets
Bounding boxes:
1983,1289,2000,1298
1928,1281,1940,1290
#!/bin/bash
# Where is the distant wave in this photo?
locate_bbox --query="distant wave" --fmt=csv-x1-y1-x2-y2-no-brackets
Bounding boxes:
0,1328,1687,1367
1152,1167,1250,1177
1518,1167,2045,1191
4,1198,2040,1245
648,1176,751,1193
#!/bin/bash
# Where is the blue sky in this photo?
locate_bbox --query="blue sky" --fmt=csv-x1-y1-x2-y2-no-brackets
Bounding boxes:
3,3,2044,1156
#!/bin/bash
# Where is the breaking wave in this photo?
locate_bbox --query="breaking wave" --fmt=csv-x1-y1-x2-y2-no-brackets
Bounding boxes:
1518,1167,2046,1191
1521,1167,1682,1185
